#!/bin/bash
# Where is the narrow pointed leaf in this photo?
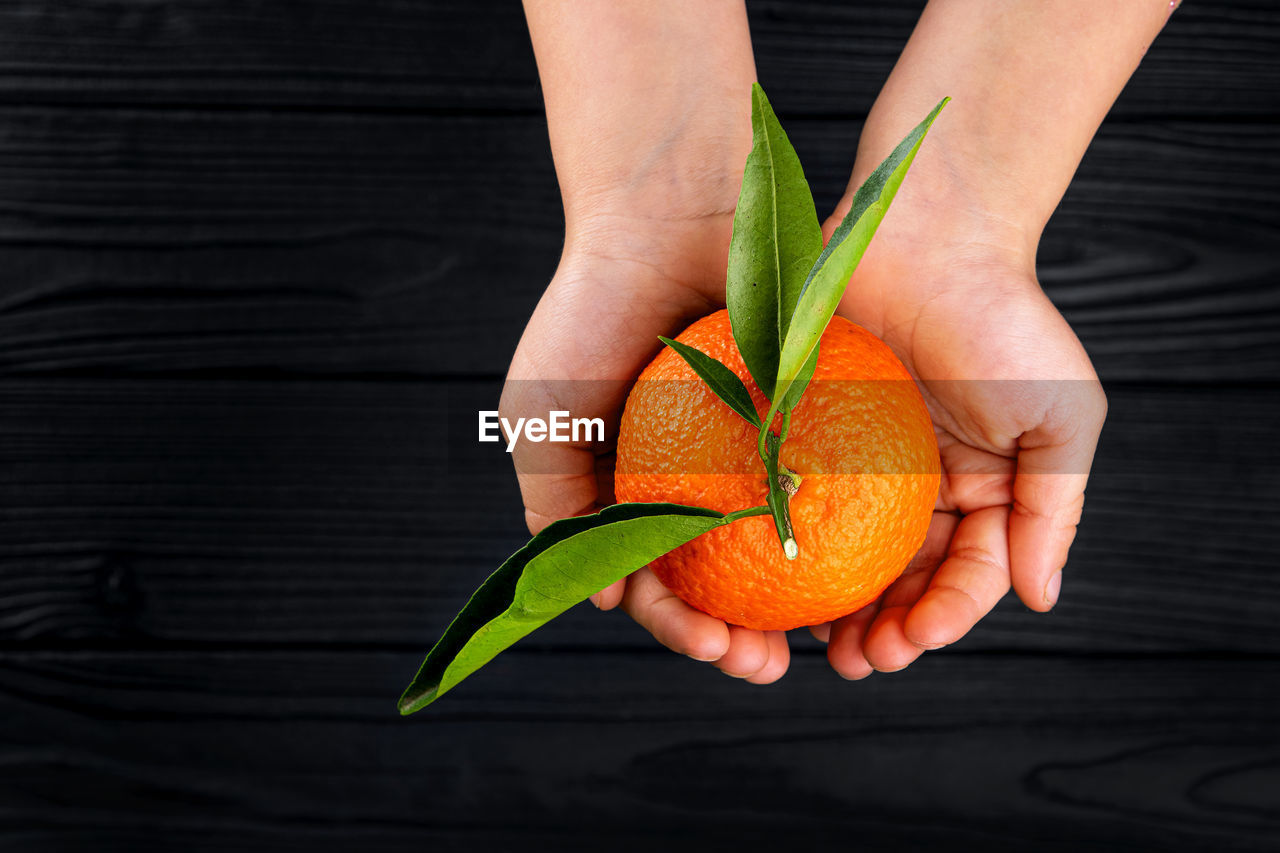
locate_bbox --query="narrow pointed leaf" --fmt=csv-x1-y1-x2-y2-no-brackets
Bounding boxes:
727,83,823,401
780,343,819,416
659,336,761,427
773,98,949,411
398,503,757,714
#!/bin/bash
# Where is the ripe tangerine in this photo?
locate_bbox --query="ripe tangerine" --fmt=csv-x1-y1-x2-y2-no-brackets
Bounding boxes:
615,309,940,631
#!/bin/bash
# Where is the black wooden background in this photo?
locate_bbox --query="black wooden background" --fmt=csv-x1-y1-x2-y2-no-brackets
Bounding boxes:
1,2,1278,850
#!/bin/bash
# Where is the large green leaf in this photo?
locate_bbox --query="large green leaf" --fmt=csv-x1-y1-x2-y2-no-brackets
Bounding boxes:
726,83,823,402
772,98,949,415
658,336,761,428
398,502,766,714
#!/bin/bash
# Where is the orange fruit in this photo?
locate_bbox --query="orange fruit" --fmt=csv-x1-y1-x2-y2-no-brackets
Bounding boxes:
614,309,940,631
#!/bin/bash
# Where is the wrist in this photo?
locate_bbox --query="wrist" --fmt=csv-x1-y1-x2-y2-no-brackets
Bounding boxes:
560,131,745,234
834,141,1040,301
561,184,739,305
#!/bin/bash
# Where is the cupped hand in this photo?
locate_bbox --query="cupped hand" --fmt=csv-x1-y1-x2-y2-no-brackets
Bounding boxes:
501,217,794,685
813,195,1107,678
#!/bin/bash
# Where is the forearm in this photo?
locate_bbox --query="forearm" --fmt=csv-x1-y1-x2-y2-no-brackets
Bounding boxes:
523,0,756,257
851,0,1173,255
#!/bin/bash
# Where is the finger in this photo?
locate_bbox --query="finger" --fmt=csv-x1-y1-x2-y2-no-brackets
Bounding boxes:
903,505,1012,650
502,378,603,534
746,631,791,685
620,567,730,661
910,511,960,575
809,622,831,643
857,513,956,671
862,599,926,673
589,578,626,610
936,439,1015,513
827,601,880,680
714,625,771,678
1009,381,1107,611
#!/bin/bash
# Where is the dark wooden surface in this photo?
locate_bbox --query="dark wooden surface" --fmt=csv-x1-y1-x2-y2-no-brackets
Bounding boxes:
0,2,1277,850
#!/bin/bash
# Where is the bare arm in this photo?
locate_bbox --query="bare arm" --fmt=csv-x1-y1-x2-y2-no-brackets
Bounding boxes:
848,0,1174,259
524,0,756,278
511,2,793,681
821,0,1177,677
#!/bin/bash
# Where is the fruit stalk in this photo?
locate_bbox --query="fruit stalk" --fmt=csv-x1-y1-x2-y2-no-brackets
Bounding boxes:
761,430,799,560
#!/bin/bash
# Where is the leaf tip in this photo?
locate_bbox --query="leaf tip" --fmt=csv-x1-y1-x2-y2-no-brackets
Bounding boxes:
749,81,775,123
397,683,438,716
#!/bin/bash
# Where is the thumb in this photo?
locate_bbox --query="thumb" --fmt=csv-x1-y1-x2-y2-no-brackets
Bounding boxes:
499,373,628,610
498,374,616,534
1008,378,1107,611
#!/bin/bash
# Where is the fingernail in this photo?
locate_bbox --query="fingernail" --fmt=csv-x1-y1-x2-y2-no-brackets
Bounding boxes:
839,671,871,682
1044,571,1063,608
588,594,600,609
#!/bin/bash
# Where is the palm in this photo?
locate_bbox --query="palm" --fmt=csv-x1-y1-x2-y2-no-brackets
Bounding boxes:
821,265,1106,676
503,252,719,528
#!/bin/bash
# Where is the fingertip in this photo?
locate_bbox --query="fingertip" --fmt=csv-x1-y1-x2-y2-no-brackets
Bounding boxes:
523,499,597,536
863,609,923,673
592,578,626,611
1009,518,1074,612
684,624,732,662
828,644,874,681
667,608,731,661
620,569,730,661
1044,570,1063,610
809,622,831,644
903,586,979,650
827,605,878,681
746,632,791,685
715,626,770,678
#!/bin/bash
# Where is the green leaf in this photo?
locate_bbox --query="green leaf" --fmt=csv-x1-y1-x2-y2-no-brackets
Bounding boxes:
726,83,823,402
780,343,819,417
773,97,949,412
398,502,766,714
658,336,761,428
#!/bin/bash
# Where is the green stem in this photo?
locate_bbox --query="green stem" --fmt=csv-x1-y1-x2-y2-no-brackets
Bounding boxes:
723,505,772,524
761,431,798,560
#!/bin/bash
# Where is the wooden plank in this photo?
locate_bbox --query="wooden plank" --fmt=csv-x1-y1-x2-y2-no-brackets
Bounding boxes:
0,650,1275,850
0,1,1274,119
0,109,1276,380
3,380,1277,653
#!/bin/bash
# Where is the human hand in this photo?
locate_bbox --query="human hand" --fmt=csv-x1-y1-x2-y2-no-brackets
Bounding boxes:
510,0,796,683
502,224,795,684
810,169,1107,678
794,0,1176,676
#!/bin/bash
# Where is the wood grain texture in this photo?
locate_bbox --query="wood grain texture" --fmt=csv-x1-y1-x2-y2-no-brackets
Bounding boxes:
0,111,1276,380
0,650,1276,851
3,380,1277,653
1,1,1277,848
0,1,1275,119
